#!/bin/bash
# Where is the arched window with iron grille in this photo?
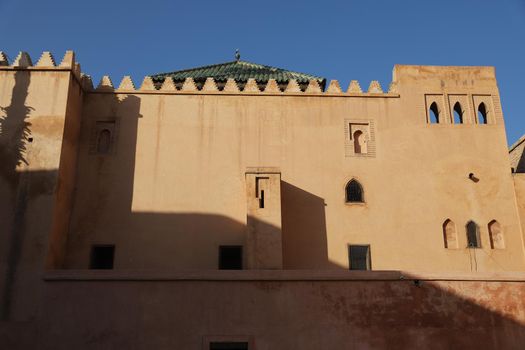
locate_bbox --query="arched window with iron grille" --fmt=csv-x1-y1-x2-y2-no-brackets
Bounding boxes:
345,179,364,203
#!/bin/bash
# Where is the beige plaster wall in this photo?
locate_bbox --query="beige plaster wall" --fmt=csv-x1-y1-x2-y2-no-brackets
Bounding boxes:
29,271,525,350
65,65,525,272
0,67,79,320
46,73,83,269
513,174,525,246
246,169,283,269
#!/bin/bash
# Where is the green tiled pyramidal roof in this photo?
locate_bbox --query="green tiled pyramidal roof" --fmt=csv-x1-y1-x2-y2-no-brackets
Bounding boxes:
150,60,326,90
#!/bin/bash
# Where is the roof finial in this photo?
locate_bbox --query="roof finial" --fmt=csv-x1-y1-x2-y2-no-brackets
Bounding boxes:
235,49,240,62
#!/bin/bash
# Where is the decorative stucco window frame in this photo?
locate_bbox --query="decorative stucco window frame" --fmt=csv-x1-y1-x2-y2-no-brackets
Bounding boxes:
425,93,499,126
472,94,495,125
89,117,119,155
425,94,446,124
344,119,376,157
447,94,471,124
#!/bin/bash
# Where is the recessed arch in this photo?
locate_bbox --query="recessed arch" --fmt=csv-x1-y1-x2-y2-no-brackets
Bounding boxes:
488,220,504,249
345,179,364,203
478,102,488,124
453,102,463,124
353,130,367,154
442,219,458,249
97,128,112,154
429,102,439,124
466,220,481,248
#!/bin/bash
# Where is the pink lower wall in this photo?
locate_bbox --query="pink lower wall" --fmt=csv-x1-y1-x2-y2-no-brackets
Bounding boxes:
4,271,520,350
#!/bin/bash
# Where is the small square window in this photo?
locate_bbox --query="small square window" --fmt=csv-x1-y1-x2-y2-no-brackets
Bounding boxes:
210,342,248,350
219,246,243,270
90,245,115,269
348,245,371,270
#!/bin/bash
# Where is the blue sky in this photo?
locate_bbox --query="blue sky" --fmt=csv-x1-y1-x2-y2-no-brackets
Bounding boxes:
1,0,524,144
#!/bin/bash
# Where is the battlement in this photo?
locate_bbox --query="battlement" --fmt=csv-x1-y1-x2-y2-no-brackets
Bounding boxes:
1,50,502,99
91,75,398,96
0,50,400,96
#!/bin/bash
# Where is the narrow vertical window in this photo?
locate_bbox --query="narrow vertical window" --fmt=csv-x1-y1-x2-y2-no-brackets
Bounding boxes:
429,102,439,124
466,221,481,248
255,177,269,209
442,219,458,249
453,102,463,124
478,102,488,124
259,190,265,208
348,245,371,270
219,246,243,270
90,245,115,269
97,129,112,154
345,179,364,203
488,220,504,249
353,130,367,154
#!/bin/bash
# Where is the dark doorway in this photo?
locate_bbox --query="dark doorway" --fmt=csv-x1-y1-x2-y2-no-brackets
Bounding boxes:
210,342,248,350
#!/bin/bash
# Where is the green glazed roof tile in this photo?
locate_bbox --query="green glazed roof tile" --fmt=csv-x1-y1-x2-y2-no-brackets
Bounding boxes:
149,60,326,89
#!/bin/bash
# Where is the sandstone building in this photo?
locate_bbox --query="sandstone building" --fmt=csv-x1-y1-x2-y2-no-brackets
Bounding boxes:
1,50,525,349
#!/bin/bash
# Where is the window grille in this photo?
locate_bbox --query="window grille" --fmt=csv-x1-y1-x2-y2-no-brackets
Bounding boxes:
466,221,481,248
348,245,371,270
346,180,364,203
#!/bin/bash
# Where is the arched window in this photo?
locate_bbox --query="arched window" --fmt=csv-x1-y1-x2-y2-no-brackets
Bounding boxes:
466,221,481,248
477,102,488,124
442,219,458,249
488,220,504,249
345,179,364,203
429,102,439,124
97,129,112,154
353,130,367,154
453,102,463,124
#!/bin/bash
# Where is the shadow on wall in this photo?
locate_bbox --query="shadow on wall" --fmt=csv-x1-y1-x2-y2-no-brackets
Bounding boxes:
0,75,525,349
281,181,336,269
516,149,525,173
62,92,341,270
0,71,58,321
33,273,525,349
0,70,33,321
0,70,32,180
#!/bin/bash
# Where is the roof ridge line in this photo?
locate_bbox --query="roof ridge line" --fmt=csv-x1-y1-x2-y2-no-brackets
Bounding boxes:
151,60,239,78
235,60,324,80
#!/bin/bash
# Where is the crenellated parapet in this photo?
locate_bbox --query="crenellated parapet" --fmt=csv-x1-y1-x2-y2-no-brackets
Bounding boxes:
0,50,94,91
104,75,398,96
0,51,77,70
0,50,399,97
